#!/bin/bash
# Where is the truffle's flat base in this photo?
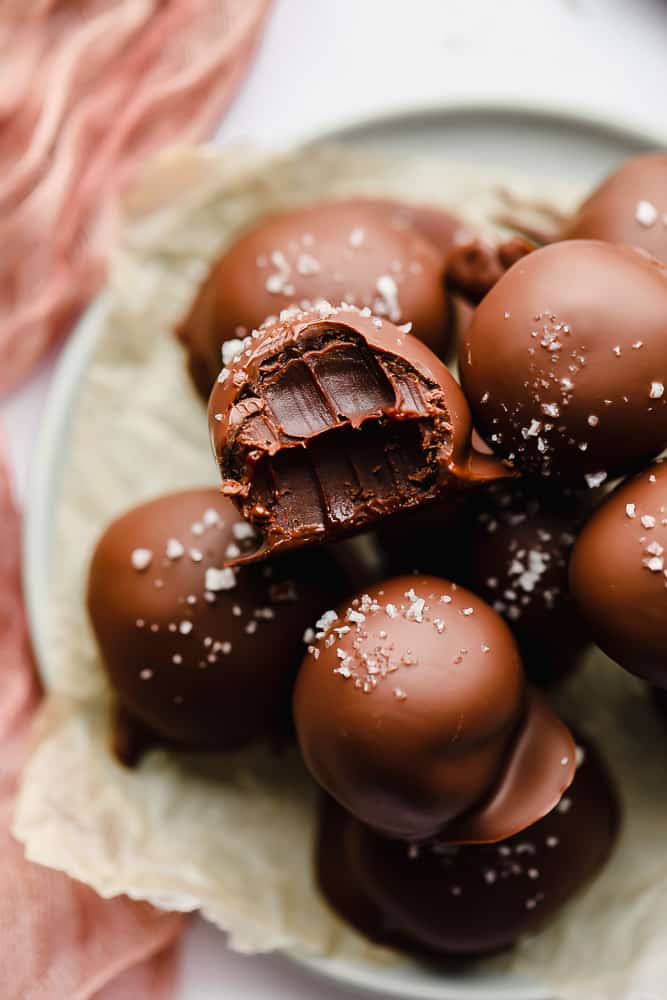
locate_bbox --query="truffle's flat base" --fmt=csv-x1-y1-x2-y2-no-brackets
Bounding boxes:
20,107,664,1000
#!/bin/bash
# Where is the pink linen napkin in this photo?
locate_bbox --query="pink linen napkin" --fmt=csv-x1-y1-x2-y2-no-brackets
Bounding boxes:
0,0,273,395
0,437,187,999
0,1,274,994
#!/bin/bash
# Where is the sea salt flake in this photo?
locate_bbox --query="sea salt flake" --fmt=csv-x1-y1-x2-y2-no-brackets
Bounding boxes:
131,548,152,571
221,338,244,366
641,515,657,529
643,555,664,572
585,471,607,489
636,199,658,227
296,253,321,276
179,621,193,635
406,598,426,622
166,538,184,560
393,688,407,701
316,610,338,632
626,503,636,519
650,382,664,399
375,274,401,322
205,567,236,591
348,227,365,248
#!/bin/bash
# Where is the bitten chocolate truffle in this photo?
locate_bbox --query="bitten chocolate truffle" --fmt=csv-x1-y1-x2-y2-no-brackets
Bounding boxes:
86,489,345,764
459,240,667,485
570,461,667,687
177,200,453,397
317,739,619,958
209,306,508,563
561,153,667,263
293,575,575,842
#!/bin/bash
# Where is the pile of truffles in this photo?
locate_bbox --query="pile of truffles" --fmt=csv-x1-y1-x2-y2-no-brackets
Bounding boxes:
87,152,667,960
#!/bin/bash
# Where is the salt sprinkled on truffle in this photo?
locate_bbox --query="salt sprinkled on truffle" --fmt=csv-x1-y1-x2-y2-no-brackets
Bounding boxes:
649,382,664,399
232,521,256,541
374,274,401,322
131,548,152,571
348,227,365,248
166,538,184,560
585,471,607,489
636,200,658,227
221,339,245,366
179,621,193,635
205,567,236,591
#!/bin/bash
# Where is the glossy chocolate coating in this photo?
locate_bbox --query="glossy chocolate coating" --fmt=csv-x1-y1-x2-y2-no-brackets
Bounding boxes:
293,575,575,842
570,461,667,687
460,240,667,485
457,481,590,685
317,739,619,958
378,481,591,685
177,200,454,398
445,237,534,305
87,489,346,763
344,196,472,262
209,306,508,564
562,153,667,263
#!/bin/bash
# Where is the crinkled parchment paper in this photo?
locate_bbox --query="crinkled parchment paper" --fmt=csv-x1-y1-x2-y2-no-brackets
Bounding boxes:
13,143,667,999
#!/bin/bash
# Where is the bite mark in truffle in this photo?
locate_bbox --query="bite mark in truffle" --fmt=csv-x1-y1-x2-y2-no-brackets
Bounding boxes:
210,307,509,563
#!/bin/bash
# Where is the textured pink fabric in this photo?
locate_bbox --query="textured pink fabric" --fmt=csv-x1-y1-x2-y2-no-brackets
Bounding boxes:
0,0,273,395
0,440,187,1000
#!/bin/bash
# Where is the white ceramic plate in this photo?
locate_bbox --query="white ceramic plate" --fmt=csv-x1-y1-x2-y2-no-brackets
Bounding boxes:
23,102,664,1000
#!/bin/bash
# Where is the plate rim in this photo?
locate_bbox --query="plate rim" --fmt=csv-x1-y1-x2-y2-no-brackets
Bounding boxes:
22,98,664,1000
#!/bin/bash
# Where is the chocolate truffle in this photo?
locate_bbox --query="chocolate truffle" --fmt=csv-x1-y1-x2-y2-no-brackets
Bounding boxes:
209,305,509,563
343,196,472,262
459,240,667,485
317,739,619,958
570,460,667,687
561,153,667,263
293,575,575,842
456,481,591,685
177,200,453,398
377,481,591,685
86,489,346,764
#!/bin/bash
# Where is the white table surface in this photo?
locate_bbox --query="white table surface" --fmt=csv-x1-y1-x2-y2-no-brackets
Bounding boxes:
4,1,667,996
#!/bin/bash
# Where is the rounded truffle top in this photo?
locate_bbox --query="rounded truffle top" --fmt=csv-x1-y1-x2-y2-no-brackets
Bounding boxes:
293,574,574,842
570,460,667,687
86,488,345,756
177,200,453,397
459,240,667,485
562,153,667,263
